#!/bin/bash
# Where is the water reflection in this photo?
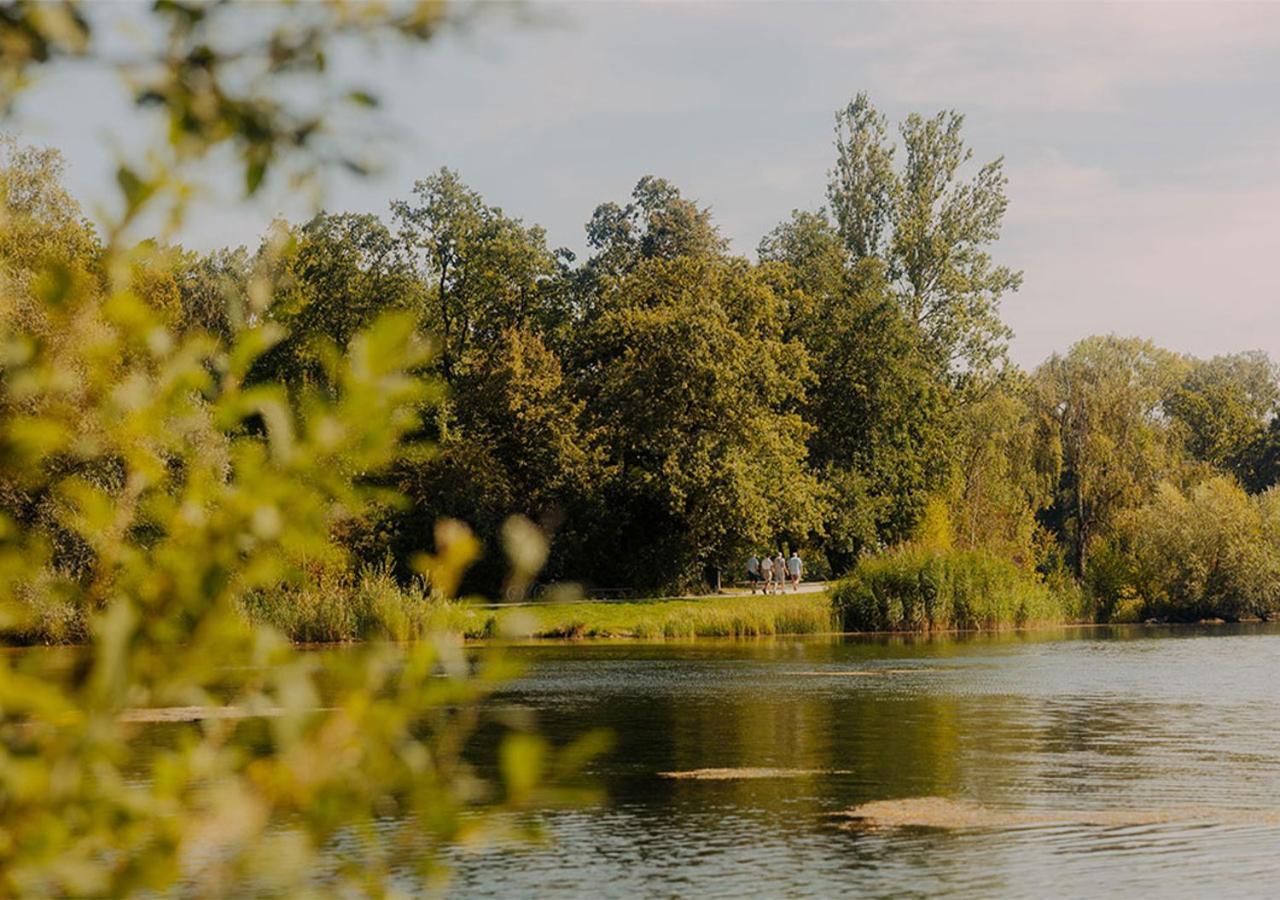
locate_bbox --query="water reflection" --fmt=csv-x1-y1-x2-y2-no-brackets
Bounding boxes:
446,625,1280,897
19,626,1279,895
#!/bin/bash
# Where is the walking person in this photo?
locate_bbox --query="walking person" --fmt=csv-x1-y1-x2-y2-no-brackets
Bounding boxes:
788,550,803,592
759,553,774,594
746,553,761,594
773,551,786,595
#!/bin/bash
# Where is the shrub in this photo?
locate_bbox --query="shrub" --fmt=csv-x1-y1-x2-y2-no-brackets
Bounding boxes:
1083,540,1139,623
831,547,1066,632
1114,477,1280,622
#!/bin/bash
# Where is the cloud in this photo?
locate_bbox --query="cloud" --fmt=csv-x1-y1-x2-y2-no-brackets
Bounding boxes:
837,2,1280,111
1003,144,1280,367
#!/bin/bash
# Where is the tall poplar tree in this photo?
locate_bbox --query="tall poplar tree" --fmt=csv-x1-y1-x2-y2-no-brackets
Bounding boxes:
828,93,1021,377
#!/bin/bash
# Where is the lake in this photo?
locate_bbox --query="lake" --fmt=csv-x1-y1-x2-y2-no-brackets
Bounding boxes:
446,625,1280,898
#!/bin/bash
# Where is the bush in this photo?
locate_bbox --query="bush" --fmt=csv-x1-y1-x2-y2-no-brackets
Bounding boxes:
1112,477,1280,622
1083,541,1138,623
831,547,1066,632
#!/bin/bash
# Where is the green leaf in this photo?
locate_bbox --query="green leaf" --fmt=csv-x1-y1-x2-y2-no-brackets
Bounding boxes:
245,157,268,195
500,732,546,802
116,165,155,213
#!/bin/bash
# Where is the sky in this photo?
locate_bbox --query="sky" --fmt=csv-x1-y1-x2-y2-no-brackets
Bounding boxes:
11,1,1280,369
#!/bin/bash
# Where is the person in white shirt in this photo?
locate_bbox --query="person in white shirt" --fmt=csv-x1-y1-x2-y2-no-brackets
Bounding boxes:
787,552,802,591
759,553,774,592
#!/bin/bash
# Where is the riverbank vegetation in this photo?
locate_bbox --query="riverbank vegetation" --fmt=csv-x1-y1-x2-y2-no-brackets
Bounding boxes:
499,592,835,640
10,93,1280,637
832,548,1078,633
245,568,834,642
8,20,1280,650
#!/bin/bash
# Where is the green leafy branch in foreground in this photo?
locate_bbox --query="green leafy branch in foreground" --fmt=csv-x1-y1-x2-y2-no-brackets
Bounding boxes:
2,0,449,204
0,1,607,894
0,252,603,895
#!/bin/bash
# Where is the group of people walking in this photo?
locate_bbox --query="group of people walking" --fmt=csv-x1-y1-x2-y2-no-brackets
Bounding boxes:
746,551,803,593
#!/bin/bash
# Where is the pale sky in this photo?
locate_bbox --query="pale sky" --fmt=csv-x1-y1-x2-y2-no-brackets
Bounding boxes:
12,1,1280,368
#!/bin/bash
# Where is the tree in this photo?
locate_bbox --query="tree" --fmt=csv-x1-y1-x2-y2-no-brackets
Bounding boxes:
394,327,601,592
255,212,426,389
828,94,1021,377
757,211,957,567
392,168,561,381
803,260,952,555
1118,477,1280,621
0,138,100,334
948,373,1054,564
757,208,847,340
1033,336,1187,576
1236,417,1280,494
575,255,821,589
1165,351,1280,484
173,245,251,341
581,175,726,291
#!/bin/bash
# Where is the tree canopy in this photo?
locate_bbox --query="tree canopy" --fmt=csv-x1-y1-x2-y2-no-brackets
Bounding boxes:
9,88,1279,611
829,93,1021,378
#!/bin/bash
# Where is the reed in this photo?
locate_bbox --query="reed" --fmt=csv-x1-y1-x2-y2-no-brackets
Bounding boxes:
248,579,836,642
831,547,1067,633
240,562,494,642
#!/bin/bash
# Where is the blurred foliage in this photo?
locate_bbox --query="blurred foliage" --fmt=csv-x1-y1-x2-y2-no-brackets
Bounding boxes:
0,1,606,895
2,0,447,199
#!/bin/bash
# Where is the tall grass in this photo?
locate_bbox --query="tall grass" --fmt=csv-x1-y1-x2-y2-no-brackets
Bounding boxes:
831,547,1067,632
629,597,836,639
239,563,494,642
244,578,836,643
9,565,833,645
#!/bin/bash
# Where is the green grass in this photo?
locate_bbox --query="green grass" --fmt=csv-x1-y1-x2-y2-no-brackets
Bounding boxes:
490,591,836,640
8,560,834,645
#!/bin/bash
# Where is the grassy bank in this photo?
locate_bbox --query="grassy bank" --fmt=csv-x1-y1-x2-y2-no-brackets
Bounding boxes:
831,547,1078,633
7,563,834,645
243,566,836,642
15,552,1083,646
496,592,836,639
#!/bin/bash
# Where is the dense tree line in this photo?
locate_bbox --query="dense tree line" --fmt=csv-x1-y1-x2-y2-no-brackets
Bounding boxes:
7,94,1280,614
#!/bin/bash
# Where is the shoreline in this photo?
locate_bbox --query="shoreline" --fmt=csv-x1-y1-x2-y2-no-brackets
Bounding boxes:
8,594,1275,650
478,617,1279,647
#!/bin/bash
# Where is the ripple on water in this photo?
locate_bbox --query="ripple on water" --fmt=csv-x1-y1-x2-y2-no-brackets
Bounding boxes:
408,626,1280,896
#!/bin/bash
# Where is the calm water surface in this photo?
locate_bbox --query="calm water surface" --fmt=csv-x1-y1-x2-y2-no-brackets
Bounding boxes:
447,625,1280,898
